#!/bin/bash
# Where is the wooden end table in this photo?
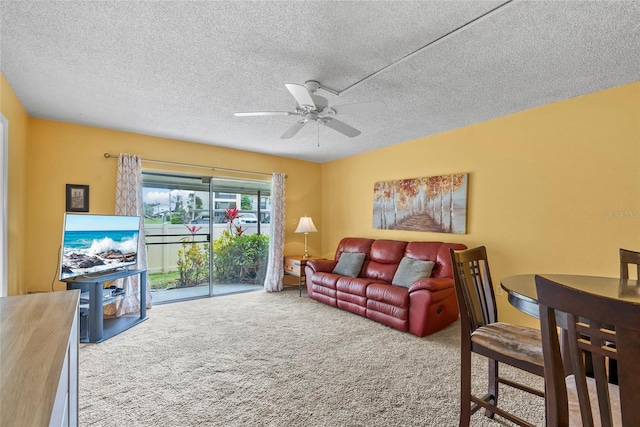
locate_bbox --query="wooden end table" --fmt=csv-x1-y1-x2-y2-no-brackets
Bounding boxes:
283,256,319,297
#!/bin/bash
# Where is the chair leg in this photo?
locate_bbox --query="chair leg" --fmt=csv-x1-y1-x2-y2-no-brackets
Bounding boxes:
459,350,472,427
609,358,618,385
485,359,498,419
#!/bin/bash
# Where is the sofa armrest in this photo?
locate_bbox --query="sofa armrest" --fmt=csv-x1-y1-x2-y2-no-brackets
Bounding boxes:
408,277,454,293
306,259,337,274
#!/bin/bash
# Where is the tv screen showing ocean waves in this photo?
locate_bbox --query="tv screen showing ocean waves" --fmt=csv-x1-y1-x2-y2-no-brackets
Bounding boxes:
60,213,140,281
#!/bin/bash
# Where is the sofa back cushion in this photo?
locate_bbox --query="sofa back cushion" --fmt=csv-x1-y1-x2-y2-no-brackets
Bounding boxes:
405,241,467,279
335,238,375,261
362,239,408,283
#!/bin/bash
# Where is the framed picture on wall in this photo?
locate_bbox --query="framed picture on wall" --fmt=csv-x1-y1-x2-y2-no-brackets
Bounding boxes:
66,184,89,212
372,173,468,234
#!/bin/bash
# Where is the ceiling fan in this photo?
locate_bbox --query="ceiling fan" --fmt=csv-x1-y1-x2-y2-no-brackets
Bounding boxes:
234,80,386,139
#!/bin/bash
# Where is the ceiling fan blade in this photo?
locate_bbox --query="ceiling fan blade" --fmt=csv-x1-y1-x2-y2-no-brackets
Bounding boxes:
280,120,307,139
329,101,386,115
321,117,361,138
285,84,315,109
234,111,292,117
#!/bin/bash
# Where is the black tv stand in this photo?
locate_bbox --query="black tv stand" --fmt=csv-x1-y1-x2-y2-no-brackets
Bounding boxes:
63,269,147,343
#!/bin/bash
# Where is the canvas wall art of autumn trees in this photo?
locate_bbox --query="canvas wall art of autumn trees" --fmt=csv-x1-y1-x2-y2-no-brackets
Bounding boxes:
373,173,468,234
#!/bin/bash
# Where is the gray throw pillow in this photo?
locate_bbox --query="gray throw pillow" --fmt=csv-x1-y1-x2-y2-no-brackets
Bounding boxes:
392,257,435,288
332,252,366,277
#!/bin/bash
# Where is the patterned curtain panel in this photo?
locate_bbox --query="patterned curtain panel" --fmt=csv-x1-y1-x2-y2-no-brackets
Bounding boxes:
263,172,285,292
104,153,152,317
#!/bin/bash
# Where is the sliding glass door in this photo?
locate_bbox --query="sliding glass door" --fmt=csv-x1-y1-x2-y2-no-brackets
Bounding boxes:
142,172,271,304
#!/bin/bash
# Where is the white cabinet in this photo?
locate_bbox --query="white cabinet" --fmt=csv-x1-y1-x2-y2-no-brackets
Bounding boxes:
0,290,79,426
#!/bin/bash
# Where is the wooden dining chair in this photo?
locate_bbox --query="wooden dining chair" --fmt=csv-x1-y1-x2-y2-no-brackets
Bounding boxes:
620,248,640,280
535,275,640,427
450,247,545,427
603,248,640,385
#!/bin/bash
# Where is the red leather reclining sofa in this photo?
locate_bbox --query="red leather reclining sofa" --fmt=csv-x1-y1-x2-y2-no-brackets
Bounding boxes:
305,237,467,337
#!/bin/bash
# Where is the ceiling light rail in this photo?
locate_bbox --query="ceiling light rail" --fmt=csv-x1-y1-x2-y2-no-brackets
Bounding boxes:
103,153,286,178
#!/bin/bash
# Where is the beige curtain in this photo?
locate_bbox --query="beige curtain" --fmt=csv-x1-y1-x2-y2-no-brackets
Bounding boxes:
263,173,285,292
104,153,152,317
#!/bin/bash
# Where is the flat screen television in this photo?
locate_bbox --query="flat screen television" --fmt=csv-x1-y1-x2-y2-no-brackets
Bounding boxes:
59,213,141,281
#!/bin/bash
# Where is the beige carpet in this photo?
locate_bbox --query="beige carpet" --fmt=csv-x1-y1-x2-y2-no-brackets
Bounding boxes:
79,288,545,426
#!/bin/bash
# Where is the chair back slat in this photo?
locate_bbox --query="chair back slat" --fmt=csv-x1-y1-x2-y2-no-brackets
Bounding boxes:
536,275,640,427
566,314,614,427
451,246,497,332
620,248,640,280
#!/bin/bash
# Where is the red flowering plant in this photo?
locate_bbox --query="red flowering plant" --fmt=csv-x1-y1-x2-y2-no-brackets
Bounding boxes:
223,207,245,237
185,224,202,238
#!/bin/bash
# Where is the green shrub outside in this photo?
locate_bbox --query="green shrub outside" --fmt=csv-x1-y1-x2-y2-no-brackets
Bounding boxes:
176,242,210,288
212,232,269,284
172,209,269,288
174,232,269,287
170,213,186,224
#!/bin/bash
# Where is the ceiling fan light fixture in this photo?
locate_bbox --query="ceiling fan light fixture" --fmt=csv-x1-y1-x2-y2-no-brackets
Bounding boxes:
304,80,321,93
235,80,385,140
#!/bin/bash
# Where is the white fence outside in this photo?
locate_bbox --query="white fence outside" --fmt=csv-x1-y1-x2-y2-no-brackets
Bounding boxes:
144,223,270,274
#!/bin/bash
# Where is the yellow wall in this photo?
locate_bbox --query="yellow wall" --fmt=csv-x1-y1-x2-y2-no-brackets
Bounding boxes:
4,71,640,329
0,73,30,295
321,81,640,326
24,120,322,294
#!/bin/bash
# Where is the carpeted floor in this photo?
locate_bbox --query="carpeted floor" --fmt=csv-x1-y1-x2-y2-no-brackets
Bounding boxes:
79,288,545,426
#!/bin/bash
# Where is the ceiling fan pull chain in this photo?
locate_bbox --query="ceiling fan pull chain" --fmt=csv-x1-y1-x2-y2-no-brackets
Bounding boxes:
317,122,320,147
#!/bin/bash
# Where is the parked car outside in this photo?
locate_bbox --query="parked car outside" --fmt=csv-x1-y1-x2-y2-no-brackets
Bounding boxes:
232,213,258,225
190,216,210,224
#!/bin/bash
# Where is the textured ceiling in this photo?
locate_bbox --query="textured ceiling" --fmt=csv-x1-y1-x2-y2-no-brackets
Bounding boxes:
1,1,639,163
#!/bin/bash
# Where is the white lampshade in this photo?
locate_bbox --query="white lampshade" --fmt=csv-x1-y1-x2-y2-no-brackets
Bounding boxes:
295,216,318,234
295,216,317,259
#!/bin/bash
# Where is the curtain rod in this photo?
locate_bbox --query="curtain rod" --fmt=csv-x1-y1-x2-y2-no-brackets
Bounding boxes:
104,153,286,178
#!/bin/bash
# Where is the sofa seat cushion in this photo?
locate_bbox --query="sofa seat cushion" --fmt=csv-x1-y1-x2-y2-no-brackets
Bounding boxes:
367,300,409,323
313,289,337,307
309,272,339,307
366,286,410,332
366,283,409,308
336,277,374,316
337,292,367,316
310,272,341,290
336,276,373,297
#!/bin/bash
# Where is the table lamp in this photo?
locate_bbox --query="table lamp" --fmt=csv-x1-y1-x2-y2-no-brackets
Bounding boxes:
295,216,318,259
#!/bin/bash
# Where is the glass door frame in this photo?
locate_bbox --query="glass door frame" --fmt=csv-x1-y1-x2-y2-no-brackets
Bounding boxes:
142,171,270,304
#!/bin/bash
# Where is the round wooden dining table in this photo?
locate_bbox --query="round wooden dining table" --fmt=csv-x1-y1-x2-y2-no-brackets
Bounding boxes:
501,273,640,383
500,274,640,319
